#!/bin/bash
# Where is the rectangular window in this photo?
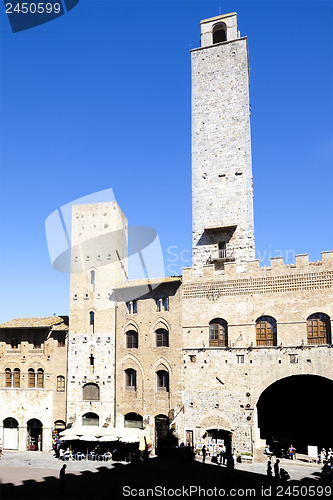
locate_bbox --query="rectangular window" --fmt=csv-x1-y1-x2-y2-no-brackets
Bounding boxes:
58,333,66,347
125,369,136,391
289,354,298,364
57,376,65,392
157,371,169,392
163,297,168,311
33,334,41,349
126,301,138,314
11,336,19,349
237,355,245,364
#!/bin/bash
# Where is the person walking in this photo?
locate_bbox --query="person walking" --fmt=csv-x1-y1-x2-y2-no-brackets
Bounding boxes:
59,464,67,496
267,460,273,479
274,458,280,479
219,444,226,465
202,445,206,463
288,445,296,460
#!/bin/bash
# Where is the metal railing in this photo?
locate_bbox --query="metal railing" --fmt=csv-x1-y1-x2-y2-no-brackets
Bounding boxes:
212,248,235,261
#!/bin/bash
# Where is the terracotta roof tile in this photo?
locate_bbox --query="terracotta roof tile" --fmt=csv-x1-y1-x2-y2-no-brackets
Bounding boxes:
0,316,65,329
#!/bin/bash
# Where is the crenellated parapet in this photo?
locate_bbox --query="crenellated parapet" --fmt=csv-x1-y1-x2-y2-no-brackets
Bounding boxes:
182,251,333,298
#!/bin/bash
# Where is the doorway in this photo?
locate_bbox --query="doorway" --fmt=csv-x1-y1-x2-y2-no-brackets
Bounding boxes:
155,414,169,455
27,419,43,451
3,418,19,450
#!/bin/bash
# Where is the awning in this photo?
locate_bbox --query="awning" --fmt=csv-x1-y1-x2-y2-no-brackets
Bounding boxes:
59,426,147,443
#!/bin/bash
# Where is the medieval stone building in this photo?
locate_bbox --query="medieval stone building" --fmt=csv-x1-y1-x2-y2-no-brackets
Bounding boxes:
0,13,332,458
0,316,68,451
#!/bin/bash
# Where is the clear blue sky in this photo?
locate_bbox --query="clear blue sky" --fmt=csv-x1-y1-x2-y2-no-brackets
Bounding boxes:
0,0,332,323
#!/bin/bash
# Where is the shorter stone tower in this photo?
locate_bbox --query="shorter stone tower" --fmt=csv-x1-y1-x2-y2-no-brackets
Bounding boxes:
191,13,255,274
67,201,128,429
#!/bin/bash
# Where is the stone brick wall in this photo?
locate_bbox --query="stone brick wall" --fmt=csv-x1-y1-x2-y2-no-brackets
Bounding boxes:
0,324,68,451
115,280,183,447
181,252,333,455
67,202,128,429
191,20,254,273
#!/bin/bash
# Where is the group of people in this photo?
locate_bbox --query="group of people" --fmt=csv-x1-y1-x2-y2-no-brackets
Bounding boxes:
201,444,235,469
266,459,290,483
264,443,297,460
179,442,196,462
318,448,333,464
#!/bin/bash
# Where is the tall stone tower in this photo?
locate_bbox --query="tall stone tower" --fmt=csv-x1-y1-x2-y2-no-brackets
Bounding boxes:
191,13,255,274
67,202,128,429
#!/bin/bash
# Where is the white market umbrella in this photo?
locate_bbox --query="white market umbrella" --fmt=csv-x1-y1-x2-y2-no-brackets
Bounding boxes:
60,433,80,441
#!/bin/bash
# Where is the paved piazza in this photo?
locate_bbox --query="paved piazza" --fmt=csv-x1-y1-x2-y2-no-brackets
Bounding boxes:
0,451,330,499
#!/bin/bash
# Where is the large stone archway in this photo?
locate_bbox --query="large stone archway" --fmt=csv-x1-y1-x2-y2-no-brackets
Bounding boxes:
256,375,333,455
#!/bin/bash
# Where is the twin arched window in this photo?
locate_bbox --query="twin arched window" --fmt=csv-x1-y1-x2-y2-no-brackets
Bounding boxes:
28,368,44,388
125,327,170,347
156,297,168,312
124,368,170,392
255,313,330,346
209,318,228,347
5,368,20,388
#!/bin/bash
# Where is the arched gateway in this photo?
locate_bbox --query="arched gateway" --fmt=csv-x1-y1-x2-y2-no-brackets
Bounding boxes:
257,375,333,455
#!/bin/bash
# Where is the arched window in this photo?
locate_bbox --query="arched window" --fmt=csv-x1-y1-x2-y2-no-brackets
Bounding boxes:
28,368,35,388
54,420,66,431
213,22,227,44
125,368,136,391
209,318,228,347
156,328,169,347
3,417,19,429
82,412,99,426
307,313,331,345
256,316,277,346
82,383,100,401
156,370,169,392
89,311,95,333
126,330,138,348
5,368,12,387
124,412,143,429
90,270,95,290
37,368,44,388
13,368,20,388
57,376,65,392
27,418,42,429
